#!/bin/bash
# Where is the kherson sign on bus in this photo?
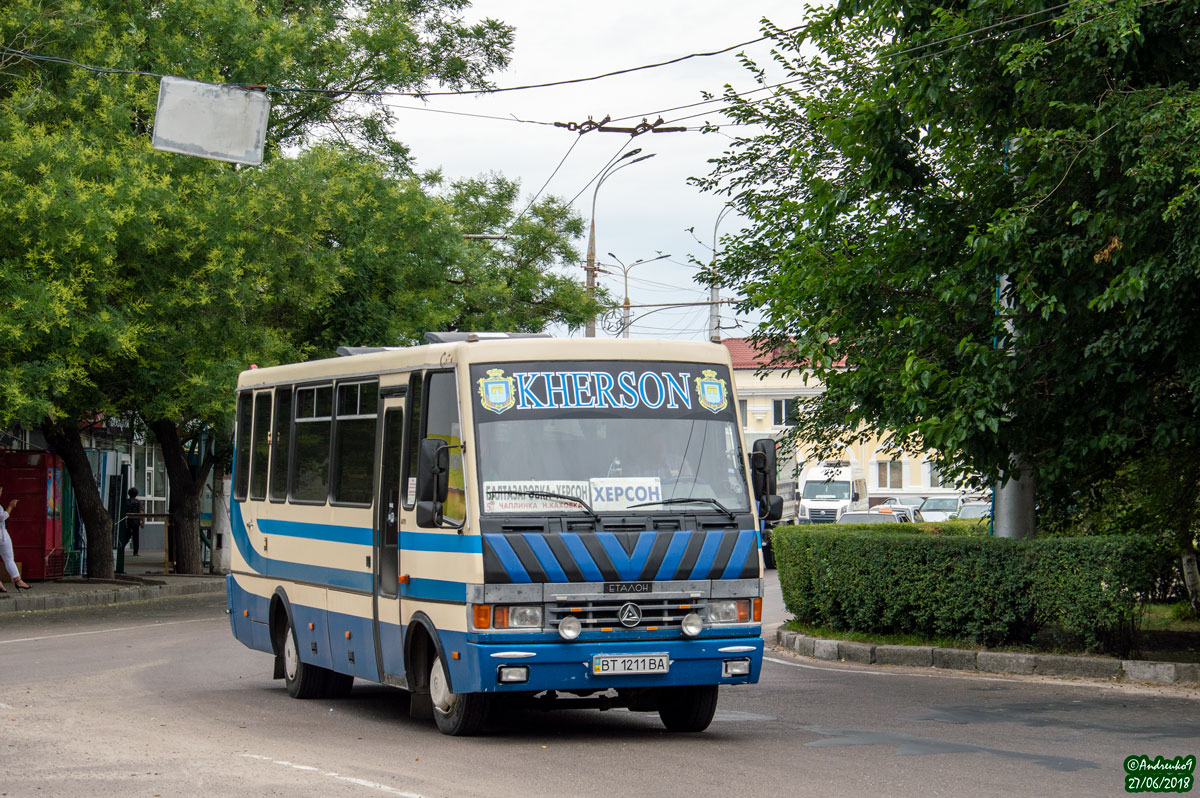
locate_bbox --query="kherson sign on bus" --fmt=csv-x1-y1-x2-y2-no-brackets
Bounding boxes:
152,76,270,166
475,365,730,414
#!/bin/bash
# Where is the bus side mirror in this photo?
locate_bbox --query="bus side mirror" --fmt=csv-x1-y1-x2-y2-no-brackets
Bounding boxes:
416,500,444,528
751,439,778,498
762,494,784,522
416,437,450,504
750,451,767,496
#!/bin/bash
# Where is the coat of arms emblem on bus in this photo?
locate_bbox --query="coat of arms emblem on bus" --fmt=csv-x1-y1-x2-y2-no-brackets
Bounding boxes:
695,370,729,413
478,368,517,414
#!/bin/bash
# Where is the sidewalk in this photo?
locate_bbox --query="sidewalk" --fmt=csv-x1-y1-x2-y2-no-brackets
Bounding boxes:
0,549,226,615
772,627,1200,689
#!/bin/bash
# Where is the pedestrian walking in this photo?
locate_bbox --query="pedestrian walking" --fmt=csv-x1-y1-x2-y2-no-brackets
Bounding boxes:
0,485,32,592
124,487,143,556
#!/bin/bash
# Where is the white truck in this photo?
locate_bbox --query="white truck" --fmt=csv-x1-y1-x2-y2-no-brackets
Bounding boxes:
797,461,868,523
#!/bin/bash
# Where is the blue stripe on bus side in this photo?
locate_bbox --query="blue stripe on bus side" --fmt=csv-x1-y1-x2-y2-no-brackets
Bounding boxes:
258,518,372,546
721,530,757,580
403,577,468,603
231,502,372,592
481,534,530,582
400,531,483,554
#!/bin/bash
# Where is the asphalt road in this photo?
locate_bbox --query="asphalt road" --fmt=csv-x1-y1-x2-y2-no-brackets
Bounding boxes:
1,586,1197,798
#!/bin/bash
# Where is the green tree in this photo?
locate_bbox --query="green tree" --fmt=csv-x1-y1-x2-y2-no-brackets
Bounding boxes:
0,0,517,576
697,1,1200,607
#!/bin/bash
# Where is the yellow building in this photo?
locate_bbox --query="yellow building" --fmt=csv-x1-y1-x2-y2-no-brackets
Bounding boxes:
721,338,963,508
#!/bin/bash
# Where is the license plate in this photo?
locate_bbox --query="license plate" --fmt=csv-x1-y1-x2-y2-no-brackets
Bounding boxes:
592,654,670,675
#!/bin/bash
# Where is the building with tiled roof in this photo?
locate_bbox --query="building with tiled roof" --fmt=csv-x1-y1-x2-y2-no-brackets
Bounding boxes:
720,337,961,517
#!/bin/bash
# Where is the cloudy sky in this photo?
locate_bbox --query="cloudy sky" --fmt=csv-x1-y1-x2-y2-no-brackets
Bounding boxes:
392,1,817,340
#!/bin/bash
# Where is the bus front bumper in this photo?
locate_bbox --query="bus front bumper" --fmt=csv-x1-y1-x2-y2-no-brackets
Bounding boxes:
443,634,764,694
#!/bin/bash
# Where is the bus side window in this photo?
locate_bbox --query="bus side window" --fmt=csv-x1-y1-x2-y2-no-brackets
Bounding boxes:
402,372,423,510
425,370,465,525
293,384,333,504
333,380,378,505
249,391,272,501
233,391,253,502
269,387,292,503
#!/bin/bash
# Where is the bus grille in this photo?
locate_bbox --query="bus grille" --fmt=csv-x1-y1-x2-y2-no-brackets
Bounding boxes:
547,597,707,631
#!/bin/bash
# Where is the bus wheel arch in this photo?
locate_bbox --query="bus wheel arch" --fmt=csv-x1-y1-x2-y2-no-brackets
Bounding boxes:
269,590,293,679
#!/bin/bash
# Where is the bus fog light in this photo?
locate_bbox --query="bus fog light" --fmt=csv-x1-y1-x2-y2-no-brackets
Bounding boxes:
558,616,581,641
681,612,703,638
498,666,528,683
723,659,751,677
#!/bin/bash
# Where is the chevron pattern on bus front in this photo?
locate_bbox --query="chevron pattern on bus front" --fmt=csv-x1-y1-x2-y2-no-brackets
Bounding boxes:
481,528,759,584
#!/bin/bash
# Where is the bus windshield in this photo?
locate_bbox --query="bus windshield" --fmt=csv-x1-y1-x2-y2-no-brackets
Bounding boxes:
470,361,750,514
802,480,850,501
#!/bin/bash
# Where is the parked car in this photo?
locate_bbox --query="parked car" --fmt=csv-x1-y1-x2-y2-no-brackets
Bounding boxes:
917,496,963,522
872,505,916,522
953,501,991,521
880,496,925,521
837,511,905,524
881,496,924,509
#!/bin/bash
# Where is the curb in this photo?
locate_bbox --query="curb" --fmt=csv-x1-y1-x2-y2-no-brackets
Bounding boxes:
0,579,225,614
776,629,1200,687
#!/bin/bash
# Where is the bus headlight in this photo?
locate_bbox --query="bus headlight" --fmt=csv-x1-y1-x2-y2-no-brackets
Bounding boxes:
558,615,581,641
708,599,751,624
681,612,703,638
494,606,543,629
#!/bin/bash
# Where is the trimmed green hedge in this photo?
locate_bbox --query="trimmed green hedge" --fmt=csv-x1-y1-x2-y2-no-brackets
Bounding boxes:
774,526,1170,651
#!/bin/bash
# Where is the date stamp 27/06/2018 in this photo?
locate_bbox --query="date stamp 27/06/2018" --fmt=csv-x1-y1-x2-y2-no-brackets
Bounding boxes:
1124,755,1195,794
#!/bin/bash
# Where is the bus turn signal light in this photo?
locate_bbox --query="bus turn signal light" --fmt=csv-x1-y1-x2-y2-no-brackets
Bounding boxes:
473,604,492,629
753,598,762,622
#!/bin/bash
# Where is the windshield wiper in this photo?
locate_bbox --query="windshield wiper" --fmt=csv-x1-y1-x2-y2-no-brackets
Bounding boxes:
485,490,601,522
627,497,737,522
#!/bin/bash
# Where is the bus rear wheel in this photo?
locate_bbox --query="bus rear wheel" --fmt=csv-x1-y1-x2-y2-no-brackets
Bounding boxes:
657,685,719,732
429,656,489,736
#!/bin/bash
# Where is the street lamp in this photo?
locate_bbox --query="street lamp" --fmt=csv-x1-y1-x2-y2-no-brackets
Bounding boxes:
585,150,656,337
608,252,671,337
709,203,737,342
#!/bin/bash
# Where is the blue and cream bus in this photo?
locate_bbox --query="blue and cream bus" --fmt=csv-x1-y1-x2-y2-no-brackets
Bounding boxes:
227,333,781,735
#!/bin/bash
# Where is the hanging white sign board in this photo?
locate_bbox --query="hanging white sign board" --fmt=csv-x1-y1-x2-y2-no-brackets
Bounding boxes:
152,76,269,166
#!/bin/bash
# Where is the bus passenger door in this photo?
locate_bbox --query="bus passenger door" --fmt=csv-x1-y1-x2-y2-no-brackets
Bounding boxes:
373,393,407,686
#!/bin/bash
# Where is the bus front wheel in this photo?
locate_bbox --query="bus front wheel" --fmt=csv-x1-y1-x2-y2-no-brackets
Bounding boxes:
283,617,328,699
429,656,488,736
657,685,719,732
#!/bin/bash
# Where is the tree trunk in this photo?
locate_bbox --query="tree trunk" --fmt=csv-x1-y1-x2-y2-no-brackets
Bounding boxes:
148,418,214,575
41,419,114,580
1181,547,1200,614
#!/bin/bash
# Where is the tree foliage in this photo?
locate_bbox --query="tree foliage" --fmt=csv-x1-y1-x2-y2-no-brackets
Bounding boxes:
699,1,1200,509
0,0,598,575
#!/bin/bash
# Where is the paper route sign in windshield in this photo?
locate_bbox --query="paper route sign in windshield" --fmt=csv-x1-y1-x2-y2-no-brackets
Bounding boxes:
471,361,734,420
484,478,664,513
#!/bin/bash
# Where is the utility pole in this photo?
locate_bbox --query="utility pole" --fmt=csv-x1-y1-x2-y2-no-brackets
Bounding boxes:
710,204,735,342
608,252,670,337
992,273,1035,538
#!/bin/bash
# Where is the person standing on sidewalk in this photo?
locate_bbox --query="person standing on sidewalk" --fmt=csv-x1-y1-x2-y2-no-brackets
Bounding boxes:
0,485,32,592
124,487,143,557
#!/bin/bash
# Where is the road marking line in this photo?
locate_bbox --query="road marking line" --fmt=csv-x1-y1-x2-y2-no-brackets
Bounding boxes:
765,654,1027,684
765,655,904,676
242,755,424,797
0,617,214,645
